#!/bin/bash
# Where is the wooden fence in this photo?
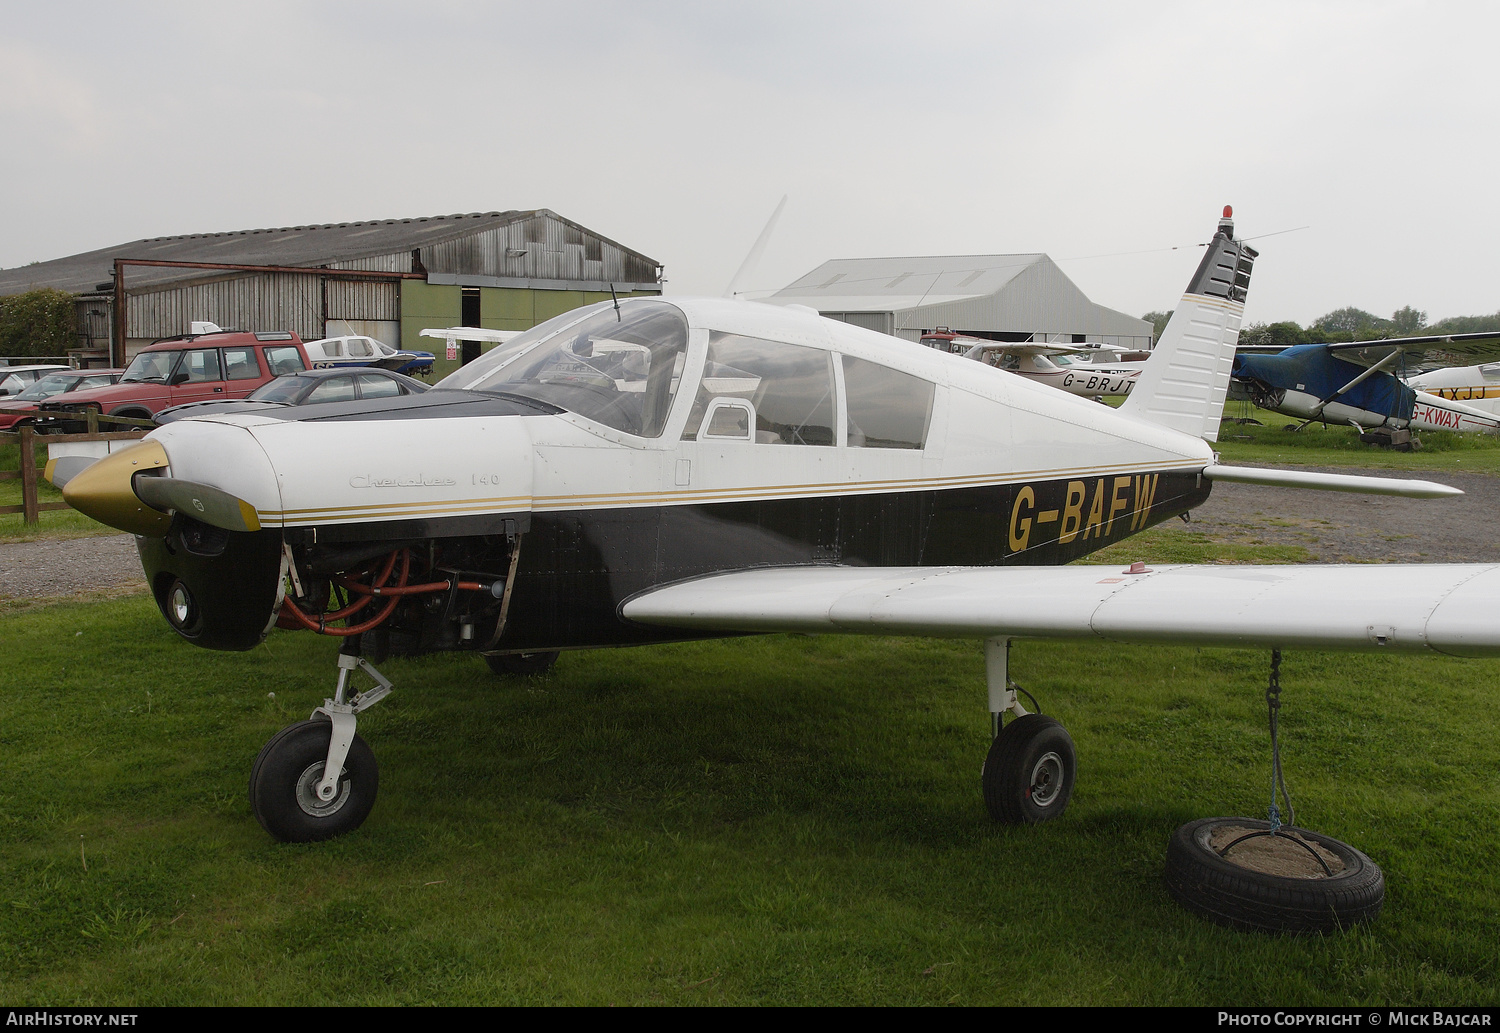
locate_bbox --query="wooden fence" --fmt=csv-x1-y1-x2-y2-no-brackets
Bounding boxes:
0,413,155,524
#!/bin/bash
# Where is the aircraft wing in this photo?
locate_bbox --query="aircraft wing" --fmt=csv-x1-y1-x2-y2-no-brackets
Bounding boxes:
1323,332,1500,372
622,563,1500,658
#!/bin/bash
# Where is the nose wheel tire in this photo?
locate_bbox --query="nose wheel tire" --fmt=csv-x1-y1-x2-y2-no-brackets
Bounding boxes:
249,719,379,842
982,714,1076,823
484,651,559,676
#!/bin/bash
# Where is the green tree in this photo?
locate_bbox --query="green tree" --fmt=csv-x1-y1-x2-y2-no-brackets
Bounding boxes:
1311,306,1391,338
1142,310,1172,343
1428,311,1500,334
1239,321,1307,348
0,288,77,357
1389,305,1427,335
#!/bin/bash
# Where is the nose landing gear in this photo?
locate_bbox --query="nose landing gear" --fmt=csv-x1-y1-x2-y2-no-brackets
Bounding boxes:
250,637,391,842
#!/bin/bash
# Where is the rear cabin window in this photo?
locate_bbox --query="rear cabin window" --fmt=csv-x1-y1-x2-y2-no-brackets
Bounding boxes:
307,377,357,404
223,347,261,380
264,346,307,375
841,355,934,450
682,334,835,446
355,373,403,398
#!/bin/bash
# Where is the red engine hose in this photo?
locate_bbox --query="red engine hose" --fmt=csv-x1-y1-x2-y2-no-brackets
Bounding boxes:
278,549,486,637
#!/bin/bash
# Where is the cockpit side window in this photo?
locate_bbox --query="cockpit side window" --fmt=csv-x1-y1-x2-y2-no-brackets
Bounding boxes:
444,301,688,438
841,355,934,450
681,334,835,446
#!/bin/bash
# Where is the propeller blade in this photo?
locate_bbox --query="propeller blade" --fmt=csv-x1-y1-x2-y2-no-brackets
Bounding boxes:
133,476,262,532
44,455,98,490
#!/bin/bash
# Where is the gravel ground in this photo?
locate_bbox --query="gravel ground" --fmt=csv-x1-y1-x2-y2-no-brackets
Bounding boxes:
0,533,146,601
0,465,1493,601
1188,466,1500,564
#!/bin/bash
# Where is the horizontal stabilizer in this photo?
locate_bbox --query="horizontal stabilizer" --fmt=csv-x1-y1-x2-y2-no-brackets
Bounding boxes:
1201,464,1461,498
623,562,1500,656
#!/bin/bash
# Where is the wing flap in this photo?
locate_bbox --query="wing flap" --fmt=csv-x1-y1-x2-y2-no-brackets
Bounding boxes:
622,563,1500,657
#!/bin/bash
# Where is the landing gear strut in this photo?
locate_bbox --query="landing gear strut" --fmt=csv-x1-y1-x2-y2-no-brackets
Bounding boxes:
980,638,1076,823
250,636,392,842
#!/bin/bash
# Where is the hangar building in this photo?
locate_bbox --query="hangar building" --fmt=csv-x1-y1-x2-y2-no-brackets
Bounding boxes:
0,210,662,365
765,253,1153,350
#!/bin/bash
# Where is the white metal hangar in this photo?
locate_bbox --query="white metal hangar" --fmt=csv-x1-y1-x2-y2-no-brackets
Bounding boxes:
764,254,1153,350
0,210,663,365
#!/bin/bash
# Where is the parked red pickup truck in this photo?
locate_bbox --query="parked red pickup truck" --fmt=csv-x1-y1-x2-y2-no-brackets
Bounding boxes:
38,329,311,427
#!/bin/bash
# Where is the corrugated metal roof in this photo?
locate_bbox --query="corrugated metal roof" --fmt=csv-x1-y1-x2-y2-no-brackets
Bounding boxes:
0,209,661,297
771,254,1048,305
767,253,1152,341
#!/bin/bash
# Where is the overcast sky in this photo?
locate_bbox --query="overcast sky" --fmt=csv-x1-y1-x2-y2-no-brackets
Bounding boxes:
2,1,1495,327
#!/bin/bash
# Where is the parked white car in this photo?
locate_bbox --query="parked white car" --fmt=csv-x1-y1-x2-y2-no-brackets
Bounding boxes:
0,364,70,396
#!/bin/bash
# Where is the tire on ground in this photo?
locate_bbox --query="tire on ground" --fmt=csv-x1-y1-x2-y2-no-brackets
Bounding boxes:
1164,817,1384,934
982,713,1076,823
249,719,378,843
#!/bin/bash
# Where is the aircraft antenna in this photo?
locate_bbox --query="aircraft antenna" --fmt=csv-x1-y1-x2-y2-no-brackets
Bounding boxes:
610,283,620,322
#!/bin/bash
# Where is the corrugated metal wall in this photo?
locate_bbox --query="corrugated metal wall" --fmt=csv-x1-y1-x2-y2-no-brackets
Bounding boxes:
326,280,399,321
125,273,322,340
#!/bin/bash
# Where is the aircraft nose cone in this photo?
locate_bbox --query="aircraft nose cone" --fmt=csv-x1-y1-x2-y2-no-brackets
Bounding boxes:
59,439,173,537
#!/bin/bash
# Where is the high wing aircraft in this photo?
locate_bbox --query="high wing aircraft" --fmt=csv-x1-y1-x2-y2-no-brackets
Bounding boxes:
1233,332,1500,435
50,210,1496,849
1405,359,1500,416
919,330,1147,398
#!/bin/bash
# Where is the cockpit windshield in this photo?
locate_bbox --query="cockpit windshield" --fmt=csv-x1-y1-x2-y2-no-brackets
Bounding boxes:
437,300,689,438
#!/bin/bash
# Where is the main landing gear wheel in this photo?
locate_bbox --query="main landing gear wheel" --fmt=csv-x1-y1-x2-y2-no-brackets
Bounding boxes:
484,651,559,676
250,719,379,843
1164,817,1384,934
982,714,1076,823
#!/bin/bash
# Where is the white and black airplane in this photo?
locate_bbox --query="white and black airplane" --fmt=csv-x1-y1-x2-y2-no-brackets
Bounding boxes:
919,331,1147,398
50,211,1500,846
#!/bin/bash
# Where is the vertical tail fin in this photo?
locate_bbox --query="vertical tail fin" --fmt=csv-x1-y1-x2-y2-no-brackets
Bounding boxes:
1120,208,1257,442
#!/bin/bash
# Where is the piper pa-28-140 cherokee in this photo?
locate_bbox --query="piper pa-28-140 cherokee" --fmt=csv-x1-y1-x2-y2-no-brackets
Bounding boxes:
49,210,1491,847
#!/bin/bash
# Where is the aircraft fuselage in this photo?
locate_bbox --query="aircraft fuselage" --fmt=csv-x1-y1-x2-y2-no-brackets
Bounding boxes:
99,297,1215,655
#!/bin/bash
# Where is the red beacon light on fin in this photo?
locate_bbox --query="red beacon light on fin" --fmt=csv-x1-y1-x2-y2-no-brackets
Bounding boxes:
1223,205,1233,218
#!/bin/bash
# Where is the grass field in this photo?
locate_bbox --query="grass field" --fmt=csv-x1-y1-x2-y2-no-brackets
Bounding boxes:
4,410,1500,1004
4,570,1500,1003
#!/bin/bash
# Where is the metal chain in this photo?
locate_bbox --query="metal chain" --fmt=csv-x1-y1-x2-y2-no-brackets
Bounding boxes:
1265,649,1295,832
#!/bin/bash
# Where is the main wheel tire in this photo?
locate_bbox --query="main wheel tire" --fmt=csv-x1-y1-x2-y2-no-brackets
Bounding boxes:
484,651,559,676
982,714,1076,823
249,720,378,843
1164,817,1384,934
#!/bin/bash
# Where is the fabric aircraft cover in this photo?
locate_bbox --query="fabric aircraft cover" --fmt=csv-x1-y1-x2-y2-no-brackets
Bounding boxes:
621,563,1500,658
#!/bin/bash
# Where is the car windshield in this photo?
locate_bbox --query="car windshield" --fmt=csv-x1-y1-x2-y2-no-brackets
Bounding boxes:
14,374,77,401
251,377,315,403
122,350,177,383
439,301,689,437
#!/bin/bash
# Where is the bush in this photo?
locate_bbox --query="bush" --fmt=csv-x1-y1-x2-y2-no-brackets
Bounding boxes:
0,288,77,357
